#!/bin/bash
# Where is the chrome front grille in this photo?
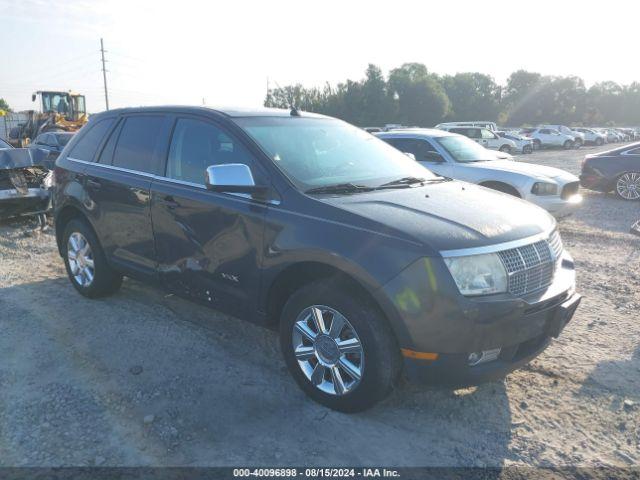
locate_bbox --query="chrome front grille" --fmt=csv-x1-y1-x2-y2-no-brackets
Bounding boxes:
548,229,563,261
497,231,563,297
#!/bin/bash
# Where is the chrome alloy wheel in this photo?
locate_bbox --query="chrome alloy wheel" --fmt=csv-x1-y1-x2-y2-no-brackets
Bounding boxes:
67,232,95,287
292,305,364,396
616,173,640,200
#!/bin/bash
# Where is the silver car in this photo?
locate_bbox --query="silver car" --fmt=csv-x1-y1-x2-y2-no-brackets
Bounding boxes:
376,129,582,216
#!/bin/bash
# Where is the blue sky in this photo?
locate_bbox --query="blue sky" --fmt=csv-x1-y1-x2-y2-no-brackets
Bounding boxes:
1,0,638,113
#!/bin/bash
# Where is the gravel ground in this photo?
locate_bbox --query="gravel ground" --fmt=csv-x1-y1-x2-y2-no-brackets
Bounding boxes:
0,143,638,469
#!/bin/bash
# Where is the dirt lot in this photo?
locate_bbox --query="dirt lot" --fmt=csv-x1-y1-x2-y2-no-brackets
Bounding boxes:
0,143,638,469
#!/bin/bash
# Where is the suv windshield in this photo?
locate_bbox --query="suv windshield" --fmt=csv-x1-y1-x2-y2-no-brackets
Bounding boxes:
234,117,436,191
435,135,497,162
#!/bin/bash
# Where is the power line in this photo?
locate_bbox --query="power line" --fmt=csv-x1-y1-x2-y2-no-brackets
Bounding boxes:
100,38,110,111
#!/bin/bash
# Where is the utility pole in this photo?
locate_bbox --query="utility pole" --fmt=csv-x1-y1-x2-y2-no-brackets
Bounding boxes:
100,38,110,111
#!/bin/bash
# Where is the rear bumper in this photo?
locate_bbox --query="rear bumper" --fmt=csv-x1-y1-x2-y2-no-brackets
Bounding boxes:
403,292,581,387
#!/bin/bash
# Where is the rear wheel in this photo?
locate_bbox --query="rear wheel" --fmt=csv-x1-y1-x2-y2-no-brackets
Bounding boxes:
499,144,512,154
523,145,533,154
574,138,583,148
615,172,640,201
595,137,604,146
279,280,401,412
62,219,123,298
563,140,574,149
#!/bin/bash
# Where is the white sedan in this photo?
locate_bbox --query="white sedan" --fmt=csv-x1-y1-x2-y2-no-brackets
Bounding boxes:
376,129,582,216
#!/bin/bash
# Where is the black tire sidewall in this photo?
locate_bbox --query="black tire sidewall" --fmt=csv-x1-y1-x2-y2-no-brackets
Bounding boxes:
279,281,400,412
62,219,121,298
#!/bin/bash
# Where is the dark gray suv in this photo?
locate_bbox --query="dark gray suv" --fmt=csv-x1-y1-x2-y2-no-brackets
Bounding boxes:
53,106,581,412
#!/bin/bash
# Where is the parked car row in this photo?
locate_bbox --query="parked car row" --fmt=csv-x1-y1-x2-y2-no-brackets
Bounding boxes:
51,106,582,412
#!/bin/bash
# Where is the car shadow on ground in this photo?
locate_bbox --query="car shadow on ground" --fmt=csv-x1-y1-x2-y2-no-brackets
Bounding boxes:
0,276,514,469
577,345,640,408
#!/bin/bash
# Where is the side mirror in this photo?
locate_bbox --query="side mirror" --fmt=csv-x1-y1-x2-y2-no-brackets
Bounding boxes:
424,151,445,162
205,164,269,198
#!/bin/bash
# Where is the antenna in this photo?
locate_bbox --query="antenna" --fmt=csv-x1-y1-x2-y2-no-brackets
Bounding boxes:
272,79,300,116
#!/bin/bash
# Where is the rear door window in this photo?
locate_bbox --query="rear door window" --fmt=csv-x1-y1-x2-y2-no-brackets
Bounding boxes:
112,115,166,174
68,118,115,162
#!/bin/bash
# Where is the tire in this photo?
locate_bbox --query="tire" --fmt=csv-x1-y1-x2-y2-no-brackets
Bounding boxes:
595,137,604,146
615,172,640,201
499,145,512,154
279,279,401,412
62,218,123,298
523,145,533,154
533,139,542,150
563,140,574,150
574,138,583,148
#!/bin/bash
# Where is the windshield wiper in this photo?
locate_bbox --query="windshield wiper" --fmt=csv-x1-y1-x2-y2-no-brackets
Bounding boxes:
378,176,427,188
305,183,374,195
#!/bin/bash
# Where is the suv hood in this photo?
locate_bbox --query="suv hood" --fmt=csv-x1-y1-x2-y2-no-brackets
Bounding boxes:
320,180,555,253
465,160,577,182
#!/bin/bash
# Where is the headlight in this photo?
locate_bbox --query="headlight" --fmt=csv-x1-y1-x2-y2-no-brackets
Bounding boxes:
443,253,508,296
531,182,558,196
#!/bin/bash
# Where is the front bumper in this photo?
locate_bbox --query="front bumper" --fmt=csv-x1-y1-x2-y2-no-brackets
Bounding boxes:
380,249,579,387
524,193,582,217
580,173,611,192
403,292,580,386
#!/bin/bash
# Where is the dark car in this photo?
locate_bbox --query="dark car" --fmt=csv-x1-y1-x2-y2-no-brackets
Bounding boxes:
29,131,75,160
580,142,640,200
53,106,581,412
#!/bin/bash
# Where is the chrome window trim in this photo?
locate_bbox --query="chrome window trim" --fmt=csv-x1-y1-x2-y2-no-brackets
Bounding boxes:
439,227,555,258
66,157,279,205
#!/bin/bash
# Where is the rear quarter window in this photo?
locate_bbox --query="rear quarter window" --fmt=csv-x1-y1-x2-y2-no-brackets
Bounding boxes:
67,118,115,162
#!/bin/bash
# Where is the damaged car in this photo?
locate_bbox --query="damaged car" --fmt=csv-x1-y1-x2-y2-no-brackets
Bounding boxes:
0,147,54,220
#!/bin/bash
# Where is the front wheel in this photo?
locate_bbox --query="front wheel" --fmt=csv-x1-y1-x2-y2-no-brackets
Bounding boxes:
563,140,574,149
595,137,604,146
574,138,583,148
523,145,533,154
499,145,512,154
62,219,123,298
533,139,542,150
280,280,401,412
615,172,640,201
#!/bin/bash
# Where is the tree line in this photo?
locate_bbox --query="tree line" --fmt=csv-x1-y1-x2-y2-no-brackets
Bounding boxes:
264,63,640,128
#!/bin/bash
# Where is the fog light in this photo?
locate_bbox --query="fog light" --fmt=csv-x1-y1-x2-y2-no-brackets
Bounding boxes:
467,348,502,366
